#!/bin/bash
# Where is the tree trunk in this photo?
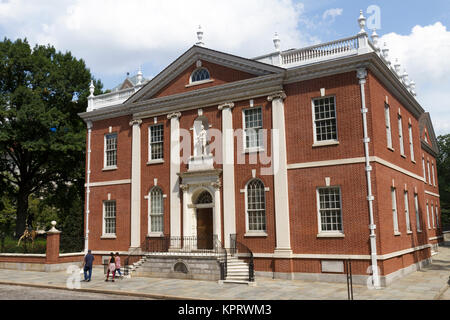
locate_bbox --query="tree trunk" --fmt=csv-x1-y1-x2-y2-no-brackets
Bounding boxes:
15,190,29,239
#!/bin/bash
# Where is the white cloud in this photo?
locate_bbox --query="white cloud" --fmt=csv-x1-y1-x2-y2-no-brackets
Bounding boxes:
322,8,343,22
0,0,317,86
380,22,450,135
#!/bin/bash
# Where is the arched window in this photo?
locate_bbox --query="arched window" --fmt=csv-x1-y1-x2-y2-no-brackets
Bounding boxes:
149,187,164,233
196,190,213,204
190,68,210,83
246,179,266,231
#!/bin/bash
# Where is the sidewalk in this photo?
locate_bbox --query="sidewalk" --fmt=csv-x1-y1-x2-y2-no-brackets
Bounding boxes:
0,244,449,300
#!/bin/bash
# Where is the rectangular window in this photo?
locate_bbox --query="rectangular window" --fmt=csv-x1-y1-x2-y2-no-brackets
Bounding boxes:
105,133,117,167
431,203,435,229
313,97,338,142
103,201,116,235
385,103,393,149
431,162,436,187
244,107,263,150
398,116,405,156
391,188,399,234
404,191,411,232
318,187,343,233
408,124,415,161
427,160,432,185
422,157,426,181
436,206,440,229
414,194,421,232
149,124,164,161
426,201,431,229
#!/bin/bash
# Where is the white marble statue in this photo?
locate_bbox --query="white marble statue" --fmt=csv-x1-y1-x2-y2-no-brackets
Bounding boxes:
197,124,208,156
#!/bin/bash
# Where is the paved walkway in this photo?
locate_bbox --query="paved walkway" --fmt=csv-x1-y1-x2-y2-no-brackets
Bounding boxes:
0,244,449,300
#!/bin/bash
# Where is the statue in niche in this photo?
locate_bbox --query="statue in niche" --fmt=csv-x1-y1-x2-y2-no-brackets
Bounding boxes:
197,124,208,156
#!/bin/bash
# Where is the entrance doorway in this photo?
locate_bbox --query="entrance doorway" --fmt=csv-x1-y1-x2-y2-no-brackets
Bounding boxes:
196,208,213,249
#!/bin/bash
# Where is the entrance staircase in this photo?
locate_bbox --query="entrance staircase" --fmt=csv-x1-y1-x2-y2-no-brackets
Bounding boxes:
221,254,254,285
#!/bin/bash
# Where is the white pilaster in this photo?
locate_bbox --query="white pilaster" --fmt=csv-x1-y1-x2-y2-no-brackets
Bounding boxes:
218,102,235,248
213,182,222,244
168,112,182,242
130,119,142,250
268,91,292,256
181,184,191,240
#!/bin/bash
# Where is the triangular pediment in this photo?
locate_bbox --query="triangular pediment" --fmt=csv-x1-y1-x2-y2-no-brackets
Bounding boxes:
419,112,439,155
126,45,284,104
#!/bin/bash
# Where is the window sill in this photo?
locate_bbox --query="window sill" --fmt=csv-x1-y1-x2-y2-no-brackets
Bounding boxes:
185,79,214,88
102,166,118,171
101,235,117,239
411,159,416,164
312,141,340,148
147,159,164,165
401,154,407,159
147,232,164,238
407,231,413,235
316,233,345,238
417,230,422,233
394,232,401,236
244,232,268,238
244,147,265,154
387,147,395,152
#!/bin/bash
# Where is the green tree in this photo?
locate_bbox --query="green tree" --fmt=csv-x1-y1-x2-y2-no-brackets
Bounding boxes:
0,38,103,238
437,134,450,229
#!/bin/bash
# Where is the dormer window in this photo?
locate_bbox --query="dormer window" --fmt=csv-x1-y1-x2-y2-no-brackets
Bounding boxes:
190,68,210,83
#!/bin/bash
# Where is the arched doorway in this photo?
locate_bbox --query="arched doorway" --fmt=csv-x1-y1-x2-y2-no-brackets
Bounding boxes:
194,190,213,250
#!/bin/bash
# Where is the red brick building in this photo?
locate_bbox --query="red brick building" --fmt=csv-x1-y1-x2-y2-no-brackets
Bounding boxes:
79,14,443,286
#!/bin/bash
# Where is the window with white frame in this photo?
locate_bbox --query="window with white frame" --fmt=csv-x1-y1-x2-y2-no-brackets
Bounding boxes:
313,96,338,142
391,188,399,234
404,191,411,233
149,187,164,233
317,187,343,233
105,133,117,168
431,162,436,187
435,206,440,228
244,108,263,150
246,179,266,232
426,201,431,229
408,124,415,161
422,157,426,181
103,201,116,235
385,103,393,149
431,203,435,229
414,193,421,232
427,160,432,185
398,116,405,156
190,68,210,83
149,124,164,161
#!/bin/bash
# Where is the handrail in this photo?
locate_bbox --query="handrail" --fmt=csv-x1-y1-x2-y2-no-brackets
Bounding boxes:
229,234,254,282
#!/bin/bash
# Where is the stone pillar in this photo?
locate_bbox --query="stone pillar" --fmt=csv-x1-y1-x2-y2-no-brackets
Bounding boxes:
46,221,61,264
218,102,235,248
168,112,182,244
268,91,292,257
130,119,142,250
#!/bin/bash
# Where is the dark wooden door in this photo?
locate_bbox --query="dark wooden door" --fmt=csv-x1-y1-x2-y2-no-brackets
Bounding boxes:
197,208,213,249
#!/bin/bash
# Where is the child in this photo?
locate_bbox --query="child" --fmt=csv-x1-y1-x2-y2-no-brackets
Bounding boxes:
105,252,116,282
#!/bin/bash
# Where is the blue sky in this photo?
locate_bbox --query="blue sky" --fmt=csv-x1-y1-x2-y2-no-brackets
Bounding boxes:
1,0,449,134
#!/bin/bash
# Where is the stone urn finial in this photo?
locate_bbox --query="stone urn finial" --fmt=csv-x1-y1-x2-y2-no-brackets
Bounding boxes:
49,220,59,232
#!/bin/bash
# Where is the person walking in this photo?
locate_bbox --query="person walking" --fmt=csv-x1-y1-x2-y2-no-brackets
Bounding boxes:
105,252,116,282
114,252,122,278
82,249,94,282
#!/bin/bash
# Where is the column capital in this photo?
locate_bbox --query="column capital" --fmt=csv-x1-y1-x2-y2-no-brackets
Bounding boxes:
218,102,235,111
267,91,287,102
129,119,143,127
180,184,189,192
167,112,182,120
86,120,93,130
212,180,222,190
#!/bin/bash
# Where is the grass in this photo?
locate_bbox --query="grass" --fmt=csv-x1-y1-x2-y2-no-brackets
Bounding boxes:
0,236,47,254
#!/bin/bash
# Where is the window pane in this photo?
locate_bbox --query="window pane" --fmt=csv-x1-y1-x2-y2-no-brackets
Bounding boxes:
244,108,263,149
191,68,210,82
150,125,164,160
150,187,164,233
105,133,117,166
314,97,337,142
318,187,342,232
104,201,116,234
247,180,266,231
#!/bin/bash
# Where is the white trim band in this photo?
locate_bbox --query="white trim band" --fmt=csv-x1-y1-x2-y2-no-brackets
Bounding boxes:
86,179,132,188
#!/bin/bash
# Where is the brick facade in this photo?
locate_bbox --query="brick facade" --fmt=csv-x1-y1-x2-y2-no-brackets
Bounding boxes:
81,46,443,285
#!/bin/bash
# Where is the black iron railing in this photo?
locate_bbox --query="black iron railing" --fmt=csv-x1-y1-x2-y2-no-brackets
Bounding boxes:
229,234,254,282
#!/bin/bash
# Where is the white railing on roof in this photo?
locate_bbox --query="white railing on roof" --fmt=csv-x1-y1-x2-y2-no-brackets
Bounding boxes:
281,36,359,67
88,86,139,112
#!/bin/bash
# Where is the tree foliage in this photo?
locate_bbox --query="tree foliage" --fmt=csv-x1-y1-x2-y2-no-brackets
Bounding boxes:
0,38,103,238
437,134,450,228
